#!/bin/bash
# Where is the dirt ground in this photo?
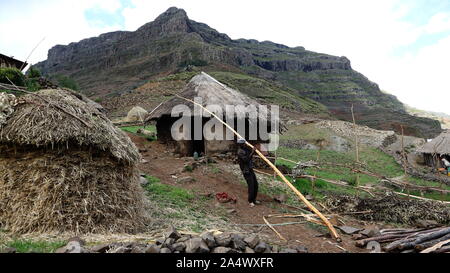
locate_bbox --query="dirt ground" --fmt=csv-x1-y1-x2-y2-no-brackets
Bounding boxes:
130,133,369,253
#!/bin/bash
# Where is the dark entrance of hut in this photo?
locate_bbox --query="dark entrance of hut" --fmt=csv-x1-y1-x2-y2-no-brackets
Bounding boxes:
192,139,205,156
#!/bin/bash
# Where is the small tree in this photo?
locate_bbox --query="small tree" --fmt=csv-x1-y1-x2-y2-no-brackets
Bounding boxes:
0,67,26,86
55,74,79,90
26,66,41,78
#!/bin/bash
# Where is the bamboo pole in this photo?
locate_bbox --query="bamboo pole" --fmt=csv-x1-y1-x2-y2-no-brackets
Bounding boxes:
175,94,341,241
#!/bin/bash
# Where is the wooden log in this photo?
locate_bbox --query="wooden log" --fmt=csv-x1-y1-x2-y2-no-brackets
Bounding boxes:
398,227,450,250
432,245,450,253
420,238,450,253
355,234,408,247
415,233,450,251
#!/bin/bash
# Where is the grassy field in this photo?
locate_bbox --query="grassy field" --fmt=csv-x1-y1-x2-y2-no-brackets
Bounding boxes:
2,239,66,253
276,124,450,202
120,125,157,141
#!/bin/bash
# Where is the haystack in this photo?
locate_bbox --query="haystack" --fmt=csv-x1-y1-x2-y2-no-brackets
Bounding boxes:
126,106,148,122
0,89,146,234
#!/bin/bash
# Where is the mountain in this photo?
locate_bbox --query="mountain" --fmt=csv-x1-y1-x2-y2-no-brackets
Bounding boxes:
34,7,441,138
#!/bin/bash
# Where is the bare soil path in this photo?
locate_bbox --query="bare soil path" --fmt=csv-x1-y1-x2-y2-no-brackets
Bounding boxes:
129,134,368,253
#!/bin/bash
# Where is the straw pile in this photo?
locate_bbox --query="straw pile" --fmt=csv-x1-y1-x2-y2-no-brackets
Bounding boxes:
0,89,146,234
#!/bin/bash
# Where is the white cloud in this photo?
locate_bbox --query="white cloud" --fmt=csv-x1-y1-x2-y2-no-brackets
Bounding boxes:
1,0,449,114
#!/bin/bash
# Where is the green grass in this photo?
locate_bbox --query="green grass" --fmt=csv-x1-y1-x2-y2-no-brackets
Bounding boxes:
275,124,450,202
120,125,157,140
3,239,66,253
143,175,195,208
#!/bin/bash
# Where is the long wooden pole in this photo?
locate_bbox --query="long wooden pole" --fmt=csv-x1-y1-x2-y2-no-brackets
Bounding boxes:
351,104,360,189
175,94,341,241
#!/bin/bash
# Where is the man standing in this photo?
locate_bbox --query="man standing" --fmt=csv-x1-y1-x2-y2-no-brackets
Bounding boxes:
237,138,259,207
440,155,450,175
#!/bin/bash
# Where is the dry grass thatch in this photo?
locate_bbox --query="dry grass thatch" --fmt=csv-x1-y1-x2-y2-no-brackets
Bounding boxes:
0,89,146,234
146,72,276,124
417,130,450,155
0,89,139,163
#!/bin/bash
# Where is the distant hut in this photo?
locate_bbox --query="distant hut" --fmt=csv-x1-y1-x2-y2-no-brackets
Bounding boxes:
417,130,450,168
126,106,148,122
146,72,279,156
0,89,146,233
0,53,28,71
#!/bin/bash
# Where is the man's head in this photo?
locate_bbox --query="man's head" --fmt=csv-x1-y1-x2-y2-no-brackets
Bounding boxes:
237,138,246,146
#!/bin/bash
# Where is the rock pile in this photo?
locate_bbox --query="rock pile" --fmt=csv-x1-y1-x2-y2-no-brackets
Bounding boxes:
51,226,309,254
316,120,396,148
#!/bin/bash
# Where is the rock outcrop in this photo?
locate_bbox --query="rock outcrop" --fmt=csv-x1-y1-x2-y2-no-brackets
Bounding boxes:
34,7,442,138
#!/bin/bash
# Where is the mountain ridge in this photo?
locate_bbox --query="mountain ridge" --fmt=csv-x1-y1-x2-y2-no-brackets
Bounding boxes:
34,7,441,138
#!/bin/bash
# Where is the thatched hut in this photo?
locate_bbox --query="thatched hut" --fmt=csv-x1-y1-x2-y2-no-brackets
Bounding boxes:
0,89,146,234
146,72,279,156
417,130,450,168
126,106,148,122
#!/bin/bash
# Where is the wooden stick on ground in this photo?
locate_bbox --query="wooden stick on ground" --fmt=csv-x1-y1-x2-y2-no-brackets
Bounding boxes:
421,238,450,253
174,94,341,241
263,216,286,241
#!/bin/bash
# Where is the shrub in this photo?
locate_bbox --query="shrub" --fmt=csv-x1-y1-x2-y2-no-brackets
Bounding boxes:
54,74,79,90
26,67,41,78
0,67,26,86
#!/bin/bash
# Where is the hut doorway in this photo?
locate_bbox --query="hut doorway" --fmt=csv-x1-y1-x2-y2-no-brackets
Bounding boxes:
192,139,205,155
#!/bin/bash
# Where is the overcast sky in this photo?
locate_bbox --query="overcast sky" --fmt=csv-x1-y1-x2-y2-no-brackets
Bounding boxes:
1,0,449,114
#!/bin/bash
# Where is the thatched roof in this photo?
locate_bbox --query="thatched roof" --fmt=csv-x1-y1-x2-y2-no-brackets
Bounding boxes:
0,89,140,163
417,130,450,155
146,72,276,125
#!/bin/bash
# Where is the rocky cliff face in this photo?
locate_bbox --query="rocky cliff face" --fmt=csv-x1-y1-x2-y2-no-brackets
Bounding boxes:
34,7,441,138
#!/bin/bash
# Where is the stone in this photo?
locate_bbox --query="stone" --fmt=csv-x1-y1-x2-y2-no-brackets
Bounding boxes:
176,235,191,243
160,247,172,253
211,247,232,253
200,232,217,248
144,244,161,253
254,242,269,253
164,237,176,249
172,242,186,252
131,246,146,253
55,241,83,253
337,226,362,235
244,247,254,253
244,235,260,249
165,225,181,240
295,246,308,253
90,243,112,253
0,247,16,253
177,176,196,183
360,225,381,238
215,233,232,247
185,237,210,253
67,236,85,246
352,234,364,240
280,248,297,253
231,234,246,251
139,176,149,186
227,209,237,214
273,194,287,203
109,246,131,253
155,237,165,245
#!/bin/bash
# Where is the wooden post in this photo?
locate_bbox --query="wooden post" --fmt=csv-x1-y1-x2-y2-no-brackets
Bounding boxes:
175,94,341,241
351,104,360,188
400,125,410,198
